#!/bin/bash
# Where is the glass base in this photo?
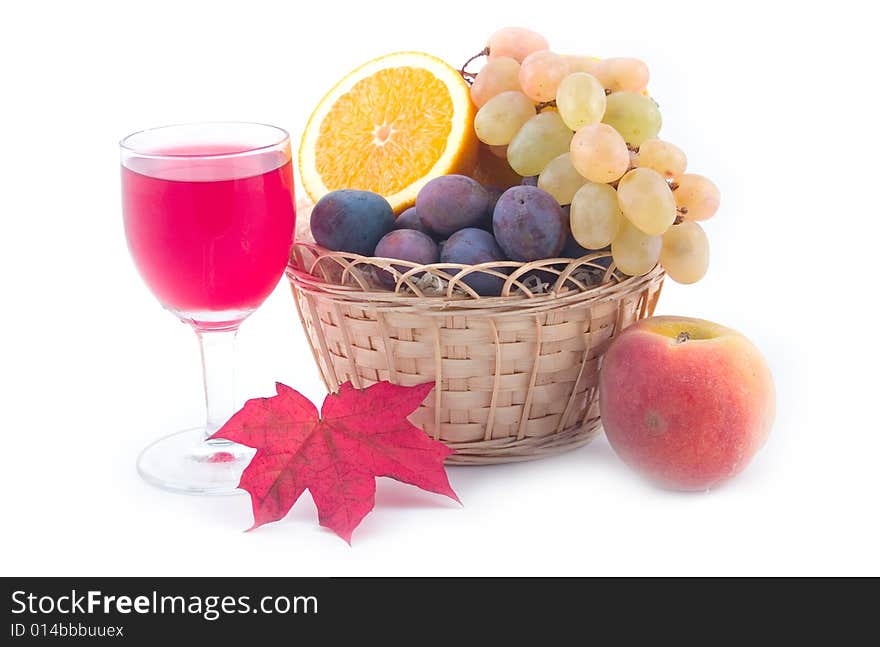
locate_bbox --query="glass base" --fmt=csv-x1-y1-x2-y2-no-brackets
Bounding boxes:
137,427,255,496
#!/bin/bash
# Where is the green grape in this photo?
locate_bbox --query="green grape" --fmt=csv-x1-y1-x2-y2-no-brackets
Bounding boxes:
474,91,536,146
556,72,607,130
660,221,709,284
471,56,522,108
674,173,720,221
569,123,629,183
612,218,662,276
488,27,549,63
570,182,621,248
602,91,662,146
507,111,573,176
616,168,676,236
561,54,602,76
597,58,650,93
538,153,586,204
519,50,569,102
636,138,687,178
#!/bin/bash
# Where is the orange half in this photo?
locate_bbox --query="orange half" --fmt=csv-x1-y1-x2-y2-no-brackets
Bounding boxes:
299,52,478,213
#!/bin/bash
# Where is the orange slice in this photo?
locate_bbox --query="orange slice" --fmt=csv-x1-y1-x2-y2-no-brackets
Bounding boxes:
299,52,478,213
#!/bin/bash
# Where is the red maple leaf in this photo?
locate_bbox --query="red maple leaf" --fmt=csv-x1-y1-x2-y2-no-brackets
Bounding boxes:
210,381,458,543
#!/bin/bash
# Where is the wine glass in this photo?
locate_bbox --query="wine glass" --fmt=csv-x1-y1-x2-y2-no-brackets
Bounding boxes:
120,122,296,495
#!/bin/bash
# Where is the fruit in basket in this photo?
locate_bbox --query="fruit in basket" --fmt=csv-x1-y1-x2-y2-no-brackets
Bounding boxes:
616,167,677,236
506,111,573,176
611,218,662,276
660,221,709,284
519,50,569,102
474,91,536,146
441,228,508,296
569,123,630,183
416,175,490,236
458,26,723,282
599,316,775,491
375,229,440,265
561,227,612,268
300,29,723,286
555,72,607,130
310,189,395,256
394,207,429,234
674,174,721,221
601,92,662,146
493,185,567,261
298,51,478,213
570,182,621,249
596,57,650,93
538,153,587,205
470,56,522,108
636,138,687,178
487,26,549,63
375,229,440,287
562,54,602,76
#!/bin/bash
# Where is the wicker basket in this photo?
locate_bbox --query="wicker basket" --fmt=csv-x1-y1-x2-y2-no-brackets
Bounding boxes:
287,242,664,464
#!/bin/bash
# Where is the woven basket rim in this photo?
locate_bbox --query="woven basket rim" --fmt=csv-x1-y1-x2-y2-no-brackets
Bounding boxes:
287,242,664,312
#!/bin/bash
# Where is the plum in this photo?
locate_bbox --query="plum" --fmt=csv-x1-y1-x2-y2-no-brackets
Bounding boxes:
375,229,439,266
416,175,489,237
492,185,567,261
394,206,429,235
374,229,440,288
440,228,508,296
563,234,612,269
310,189,395,256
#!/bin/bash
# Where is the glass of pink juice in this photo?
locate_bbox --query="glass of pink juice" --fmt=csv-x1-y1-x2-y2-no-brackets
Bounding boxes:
120,122,296,495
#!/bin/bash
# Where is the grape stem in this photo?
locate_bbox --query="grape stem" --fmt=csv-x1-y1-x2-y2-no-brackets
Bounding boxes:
459,48,489,85
536,99,557,111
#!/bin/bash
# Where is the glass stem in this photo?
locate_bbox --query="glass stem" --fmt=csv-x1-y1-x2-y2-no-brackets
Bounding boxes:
196,328,239,441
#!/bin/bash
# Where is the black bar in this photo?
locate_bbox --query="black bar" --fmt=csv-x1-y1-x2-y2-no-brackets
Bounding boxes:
1,577,873,642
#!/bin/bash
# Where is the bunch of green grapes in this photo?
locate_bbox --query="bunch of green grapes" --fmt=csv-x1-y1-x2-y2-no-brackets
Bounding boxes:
469,27,720,284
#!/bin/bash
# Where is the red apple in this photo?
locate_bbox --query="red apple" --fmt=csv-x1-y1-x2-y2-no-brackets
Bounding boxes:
599,316,775,491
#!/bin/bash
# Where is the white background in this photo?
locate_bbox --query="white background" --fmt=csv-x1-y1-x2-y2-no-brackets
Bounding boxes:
2,0,877,576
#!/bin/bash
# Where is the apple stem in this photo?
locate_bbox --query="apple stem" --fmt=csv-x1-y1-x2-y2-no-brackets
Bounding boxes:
676,331,691,344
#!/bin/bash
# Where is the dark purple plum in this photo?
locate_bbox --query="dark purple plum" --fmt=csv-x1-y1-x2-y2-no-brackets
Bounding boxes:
394,207,429,234
416,175,489,236
374,229,440,288
521,175,538,186
562,234,612,269
440,228,508,296
375,229,439,265
310,190,395,256
492,186,567,262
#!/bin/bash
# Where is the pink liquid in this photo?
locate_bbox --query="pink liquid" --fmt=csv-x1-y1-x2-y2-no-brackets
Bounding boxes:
122,144,295,321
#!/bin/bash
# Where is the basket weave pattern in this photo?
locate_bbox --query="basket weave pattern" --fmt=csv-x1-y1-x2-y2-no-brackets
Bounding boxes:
288,243,664,464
